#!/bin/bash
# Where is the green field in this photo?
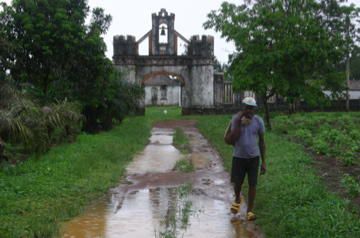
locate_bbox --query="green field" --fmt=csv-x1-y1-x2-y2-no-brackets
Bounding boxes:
272,112,360,201
1,107,359,237
273,112,360,166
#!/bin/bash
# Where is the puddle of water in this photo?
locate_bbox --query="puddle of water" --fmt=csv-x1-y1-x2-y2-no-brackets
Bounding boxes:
149,129,174,145
61,186,259,238
126,128,182,174
62,198,107,238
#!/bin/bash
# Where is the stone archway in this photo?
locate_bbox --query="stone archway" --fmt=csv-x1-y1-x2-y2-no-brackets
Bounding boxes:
113,9,215,114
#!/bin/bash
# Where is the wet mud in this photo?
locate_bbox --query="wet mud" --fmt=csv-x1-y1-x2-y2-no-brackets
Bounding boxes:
61,125,264,238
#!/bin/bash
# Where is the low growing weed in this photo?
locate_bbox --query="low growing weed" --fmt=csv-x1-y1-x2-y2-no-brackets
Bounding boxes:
341,174,360,198
174,159,194,173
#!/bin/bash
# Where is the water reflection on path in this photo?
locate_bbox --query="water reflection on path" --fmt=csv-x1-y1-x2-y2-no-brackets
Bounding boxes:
61,126,264,238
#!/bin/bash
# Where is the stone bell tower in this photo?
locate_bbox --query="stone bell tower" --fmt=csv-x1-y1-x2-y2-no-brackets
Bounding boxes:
150,8,176,55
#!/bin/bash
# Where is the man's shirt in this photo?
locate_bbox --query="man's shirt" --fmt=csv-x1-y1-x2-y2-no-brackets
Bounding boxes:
231,114,265,159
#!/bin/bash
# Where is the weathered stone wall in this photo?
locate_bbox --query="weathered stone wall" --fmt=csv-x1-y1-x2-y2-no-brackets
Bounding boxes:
214,73,224,106
113,35,138,56
187,35,214,58
114,56,214,111
115,65,136,84
190,65,214,107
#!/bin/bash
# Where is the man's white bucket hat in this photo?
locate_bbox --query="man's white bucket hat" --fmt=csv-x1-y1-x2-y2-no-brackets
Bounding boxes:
242,97,257,107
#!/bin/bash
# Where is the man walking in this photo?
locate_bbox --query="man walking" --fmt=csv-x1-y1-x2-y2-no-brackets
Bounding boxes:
227,97,266,221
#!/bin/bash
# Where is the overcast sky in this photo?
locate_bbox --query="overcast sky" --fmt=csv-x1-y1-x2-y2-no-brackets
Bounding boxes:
2,0,360,63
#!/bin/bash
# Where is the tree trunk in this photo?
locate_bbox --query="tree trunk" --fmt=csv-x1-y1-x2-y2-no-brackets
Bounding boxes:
263,95,272,130
0,137,6,161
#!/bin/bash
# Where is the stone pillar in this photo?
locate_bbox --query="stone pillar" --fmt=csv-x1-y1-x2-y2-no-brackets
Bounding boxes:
183,35,215,112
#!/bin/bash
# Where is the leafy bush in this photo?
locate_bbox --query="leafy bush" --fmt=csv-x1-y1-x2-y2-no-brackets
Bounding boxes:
294,129,313,146
313,138,328,155
272,116,291,134
341,174,360,198
0,82,83,162
82,74,144,133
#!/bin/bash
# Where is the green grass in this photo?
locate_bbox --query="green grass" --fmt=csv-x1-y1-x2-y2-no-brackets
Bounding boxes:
173,128,191,154
145,106,182,121
195,113,360,237
341,174,360,198
174,159,194,173
194,114,233,171
273,112,360,166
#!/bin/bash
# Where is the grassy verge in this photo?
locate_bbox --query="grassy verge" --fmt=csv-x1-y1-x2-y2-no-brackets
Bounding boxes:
0,116,153,238
173,127,194,173
194,114,360,237
173,128,191,154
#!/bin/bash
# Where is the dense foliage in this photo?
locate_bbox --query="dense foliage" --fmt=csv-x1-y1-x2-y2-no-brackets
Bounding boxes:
205,0,360,128
0,81,83,162
0,0,142,133
0,1,143,162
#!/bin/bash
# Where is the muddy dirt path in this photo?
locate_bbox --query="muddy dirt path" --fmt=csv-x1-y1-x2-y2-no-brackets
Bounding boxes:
61,121,264,238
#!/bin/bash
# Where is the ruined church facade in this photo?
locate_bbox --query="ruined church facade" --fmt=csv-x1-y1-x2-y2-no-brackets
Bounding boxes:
113,9,216,114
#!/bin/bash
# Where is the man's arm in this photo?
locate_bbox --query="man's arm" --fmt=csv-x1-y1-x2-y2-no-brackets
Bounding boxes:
259,133,266,174
228,113,244,145
229,125,241,145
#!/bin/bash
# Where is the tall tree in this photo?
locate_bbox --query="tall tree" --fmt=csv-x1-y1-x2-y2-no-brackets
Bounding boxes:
0,0,115,104
1,0,90,98
0,0,143,132
205,0,359,128
0,3,14,80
